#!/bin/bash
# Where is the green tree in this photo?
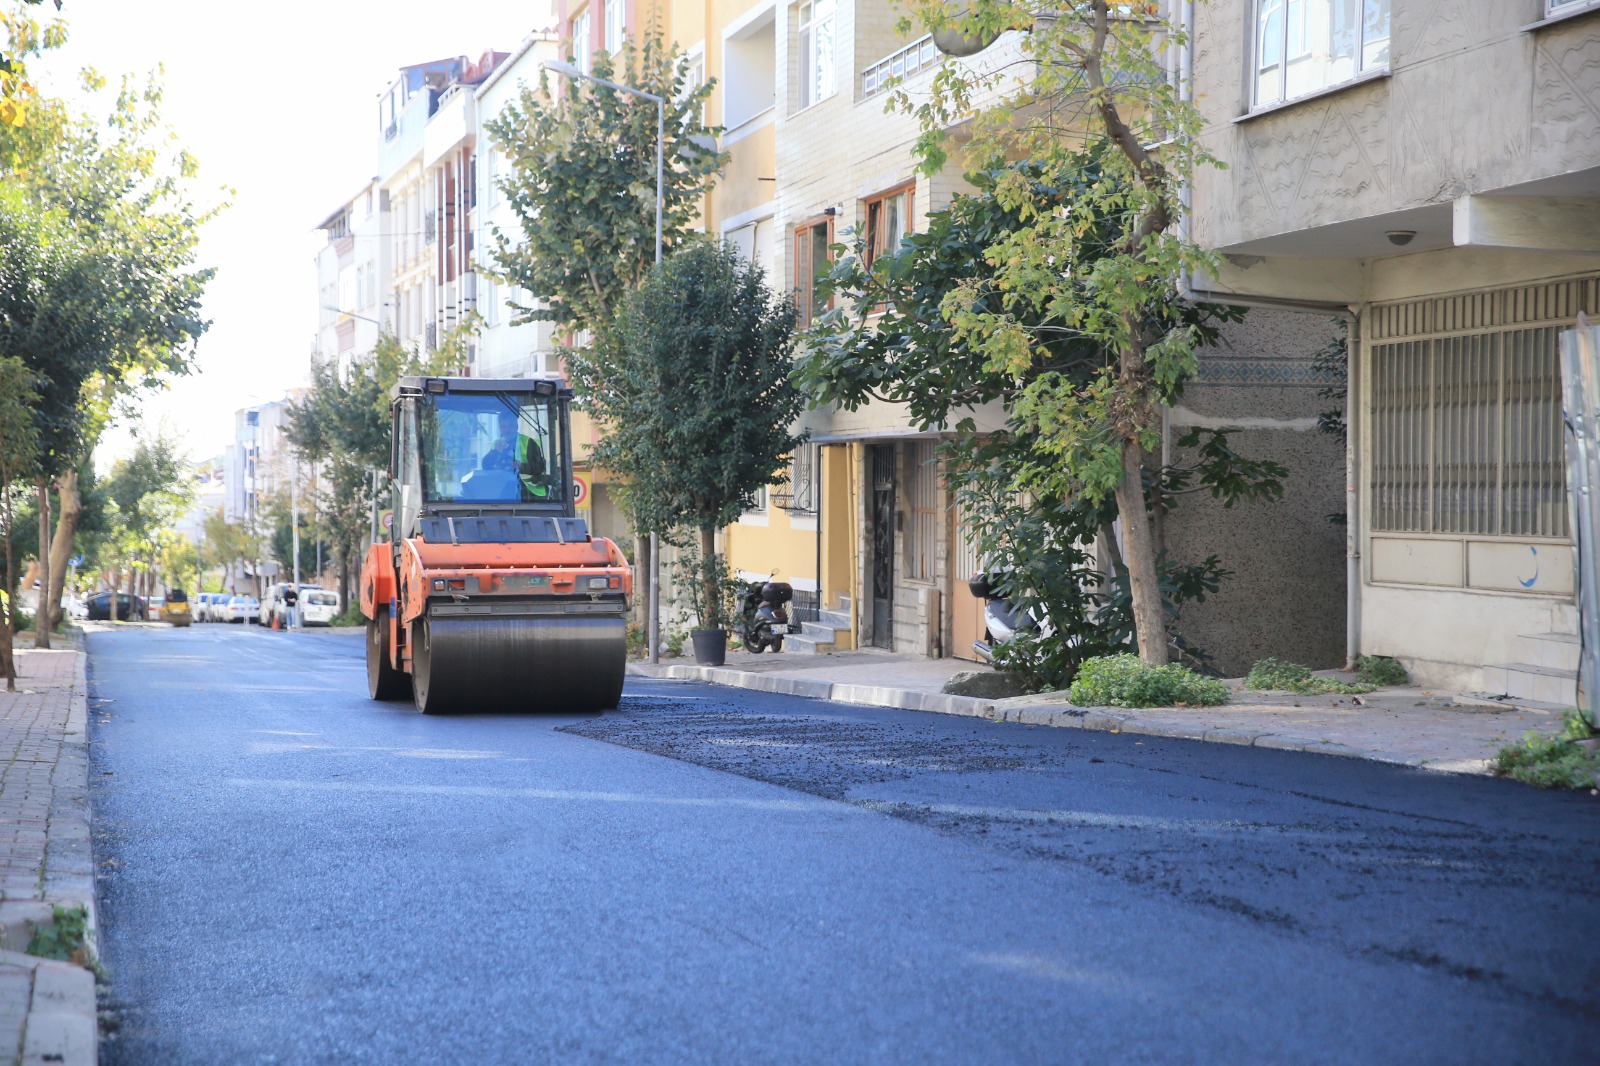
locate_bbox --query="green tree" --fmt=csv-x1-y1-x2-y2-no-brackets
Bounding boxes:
0,0,64,130
799,161,1283,686
484,35,723,332
573,240,806,630
99,432,190,619
0,355,40,689
1,69,218,642
896,0,1229,664
285,333,457,609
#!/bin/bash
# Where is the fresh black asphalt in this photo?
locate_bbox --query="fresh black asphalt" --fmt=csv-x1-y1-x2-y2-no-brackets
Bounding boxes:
87,624,1600,1063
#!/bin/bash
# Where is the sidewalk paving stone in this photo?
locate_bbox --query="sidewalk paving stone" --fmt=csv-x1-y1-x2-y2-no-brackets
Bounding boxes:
0,635,97,1066
630,647,1566,776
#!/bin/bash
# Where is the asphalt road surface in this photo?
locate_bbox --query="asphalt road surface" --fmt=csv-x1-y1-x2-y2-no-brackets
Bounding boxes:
88,624,1600,1064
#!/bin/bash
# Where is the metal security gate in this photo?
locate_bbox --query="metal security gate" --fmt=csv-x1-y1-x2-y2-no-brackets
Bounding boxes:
869,445,896,649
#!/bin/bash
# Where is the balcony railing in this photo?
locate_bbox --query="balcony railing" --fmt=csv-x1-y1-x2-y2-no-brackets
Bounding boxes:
861,35,940,98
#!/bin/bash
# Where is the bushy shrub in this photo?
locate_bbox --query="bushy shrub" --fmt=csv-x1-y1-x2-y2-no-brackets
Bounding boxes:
1494,711,1600,789
1068,653,1230,709
1355,655,1409,687
1245,657,1373,696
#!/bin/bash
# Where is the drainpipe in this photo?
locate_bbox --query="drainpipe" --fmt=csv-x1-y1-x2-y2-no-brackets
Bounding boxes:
1172,0,1362,667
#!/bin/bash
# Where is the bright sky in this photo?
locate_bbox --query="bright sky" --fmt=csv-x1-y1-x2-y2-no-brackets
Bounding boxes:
34,0,555,469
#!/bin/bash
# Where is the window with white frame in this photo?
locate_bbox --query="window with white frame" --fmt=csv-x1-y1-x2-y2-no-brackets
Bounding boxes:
482,276,499,327
573,9,592,75
1547,0,1597,14
797,0,836,110
1252,0,1390,110
604,0,625,54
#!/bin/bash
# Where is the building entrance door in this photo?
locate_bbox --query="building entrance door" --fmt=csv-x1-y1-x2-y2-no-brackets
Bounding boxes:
869,445,896,649
951,516,986,661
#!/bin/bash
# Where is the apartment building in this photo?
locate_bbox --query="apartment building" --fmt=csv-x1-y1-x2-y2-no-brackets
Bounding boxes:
377,52,508,358
1185,0,1600,698
314,178,390,372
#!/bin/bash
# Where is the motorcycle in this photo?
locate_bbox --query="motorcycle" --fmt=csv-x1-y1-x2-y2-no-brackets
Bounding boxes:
967,570,1047,665
739,578,796,653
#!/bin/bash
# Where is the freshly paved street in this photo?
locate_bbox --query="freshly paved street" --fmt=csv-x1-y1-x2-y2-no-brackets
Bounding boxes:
87,624,1599,1064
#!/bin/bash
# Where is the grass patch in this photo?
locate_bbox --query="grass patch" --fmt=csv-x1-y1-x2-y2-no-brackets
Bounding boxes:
1068,653,1230,709
1354,655,1408,687
1245,657,1375,696
27,904,98,972
1494,711,1600,789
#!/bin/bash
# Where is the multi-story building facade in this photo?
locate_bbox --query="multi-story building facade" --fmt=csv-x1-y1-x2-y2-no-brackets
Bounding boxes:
377,52,509,359
1185,0,1600,698
314,178,390,371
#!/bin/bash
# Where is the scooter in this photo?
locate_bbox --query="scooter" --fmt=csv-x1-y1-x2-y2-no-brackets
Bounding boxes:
967,570,1041,665
739,578,796,653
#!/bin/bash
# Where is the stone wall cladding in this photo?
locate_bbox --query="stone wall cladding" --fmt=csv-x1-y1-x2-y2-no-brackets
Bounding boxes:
1166,307,1348,676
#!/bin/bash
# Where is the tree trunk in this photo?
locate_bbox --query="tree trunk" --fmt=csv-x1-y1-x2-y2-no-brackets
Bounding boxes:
338,545,351,616
632,529,650,630
1113,441,1168,665
699,524,718,631
34,478,50,649
46,470,80,628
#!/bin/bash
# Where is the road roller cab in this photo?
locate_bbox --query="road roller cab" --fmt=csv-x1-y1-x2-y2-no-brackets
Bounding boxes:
360,376,633,714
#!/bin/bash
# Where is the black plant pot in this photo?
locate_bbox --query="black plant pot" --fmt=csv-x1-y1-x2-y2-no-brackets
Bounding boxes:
691,628,727,666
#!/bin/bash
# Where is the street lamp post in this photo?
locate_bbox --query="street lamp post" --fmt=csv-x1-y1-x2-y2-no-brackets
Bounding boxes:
544,58,666,667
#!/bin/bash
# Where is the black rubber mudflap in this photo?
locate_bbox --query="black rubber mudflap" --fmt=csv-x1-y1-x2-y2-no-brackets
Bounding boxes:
412,615,626,714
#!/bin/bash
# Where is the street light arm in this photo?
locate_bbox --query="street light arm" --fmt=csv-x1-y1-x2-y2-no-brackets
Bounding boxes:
321,305,386,327
543,59,665,105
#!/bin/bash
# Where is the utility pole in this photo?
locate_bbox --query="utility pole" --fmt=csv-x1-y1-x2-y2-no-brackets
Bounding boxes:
291,456,301,630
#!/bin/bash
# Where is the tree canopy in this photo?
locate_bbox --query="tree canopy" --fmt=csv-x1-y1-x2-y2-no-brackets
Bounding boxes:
484,34,724,332
573,240,806,628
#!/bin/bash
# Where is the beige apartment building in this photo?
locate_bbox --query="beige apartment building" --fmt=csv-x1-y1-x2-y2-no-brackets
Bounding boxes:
1185,0,1600,701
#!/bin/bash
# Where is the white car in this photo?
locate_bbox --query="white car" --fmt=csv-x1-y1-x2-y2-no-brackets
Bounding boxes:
223,596,259,624
194,592,225,622
262,583,328,627
298,588,340,627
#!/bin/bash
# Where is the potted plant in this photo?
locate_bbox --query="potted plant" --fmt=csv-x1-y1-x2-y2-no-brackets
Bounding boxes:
680,544,739,666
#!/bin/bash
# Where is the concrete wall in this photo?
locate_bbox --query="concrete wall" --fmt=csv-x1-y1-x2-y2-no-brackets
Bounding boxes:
1164,309,1348,677
1192,0,1600,251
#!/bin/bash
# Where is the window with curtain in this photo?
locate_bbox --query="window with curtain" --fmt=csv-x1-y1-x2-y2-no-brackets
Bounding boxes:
1252,0,1389,110
793,217,832,327
864,183,913,267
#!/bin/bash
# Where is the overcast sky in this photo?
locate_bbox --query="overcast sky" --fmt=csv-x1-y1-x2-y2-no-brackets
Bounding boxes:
34,1,555,468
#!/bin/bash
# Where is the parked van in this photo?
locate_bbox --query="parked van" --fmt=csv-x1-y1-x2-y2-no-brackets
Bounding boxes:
299,588,340,626
262,583,330,628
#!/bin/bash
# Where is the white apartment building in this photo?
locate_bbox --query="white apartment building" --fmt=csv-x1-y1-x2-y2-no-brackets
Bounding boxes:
223,400,292,525
314,179,390,370
473,31,562,378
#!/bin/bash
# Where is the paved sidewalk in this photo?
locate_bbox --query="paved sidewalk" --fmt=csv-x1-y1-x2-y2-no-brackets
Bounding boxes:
0,637,98,1066
630,649,1564,776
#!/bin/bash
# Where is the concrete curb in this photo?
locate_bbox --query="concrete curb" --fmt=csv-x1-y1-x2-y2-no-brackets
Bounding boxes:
629,662,1492,775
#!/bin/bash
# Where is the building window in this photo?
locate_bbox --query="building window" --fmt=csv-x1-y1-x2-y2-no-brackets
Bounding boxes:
1252,0,1390,110
604,0,625,54
573,9,592,75
774,444,818,515
1548,0,1598,14
793,216,833,328
797,0,836,110
1371,328,1567,539
864,183,913,267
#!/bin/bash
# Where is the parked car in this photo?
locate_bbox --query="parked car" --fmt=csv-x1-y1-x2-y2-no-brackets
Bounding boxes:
298,588,340,627
222,596,259,624
261,582,327,628
193,592,222,622
84,591,148,621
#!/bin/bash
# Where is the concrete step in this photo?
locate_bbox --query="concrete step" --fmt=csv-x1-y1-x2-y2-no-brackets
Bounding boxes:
800,620,839,641
835,595,851,614
783,632,835,654
1518,632,1581,672
817,609,852,629
1483,663,1579,709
